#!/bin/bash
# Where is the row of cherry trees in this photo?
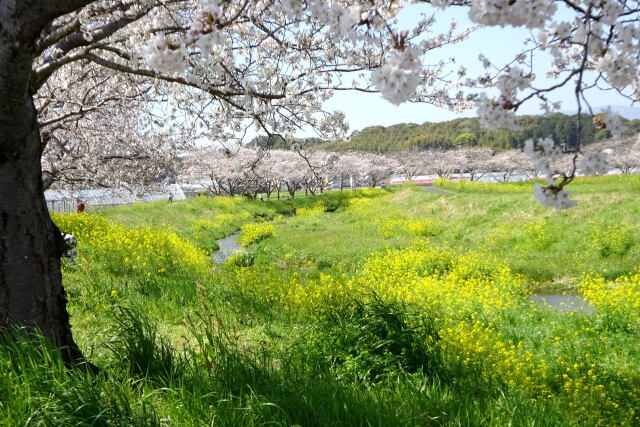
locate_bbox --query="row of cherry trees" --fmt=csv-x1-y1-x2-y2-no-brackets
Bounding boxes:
181,147,393,197
181,135,640,198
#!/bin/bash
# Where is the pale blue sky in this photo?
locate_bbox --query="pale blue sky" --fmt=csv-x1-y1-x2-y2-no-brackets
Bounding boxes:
318,4,629,136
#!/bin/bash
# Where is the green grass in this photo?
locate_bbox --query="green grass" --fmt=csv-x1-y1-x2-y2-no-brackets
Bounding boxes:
254,178,640,284
100,190,385,251
3,176,639,425
0,315,566,426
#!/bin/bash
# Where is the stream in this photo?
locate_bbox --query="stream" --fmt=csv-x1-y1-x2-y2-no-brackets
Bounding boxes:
211,231,243,264
529,292,594,313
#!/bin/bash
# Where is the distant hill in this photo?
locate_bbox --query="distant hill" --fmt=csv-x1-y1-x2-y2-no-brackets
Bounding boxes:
563,105,640,120
319,113,640,153
246,135,325,150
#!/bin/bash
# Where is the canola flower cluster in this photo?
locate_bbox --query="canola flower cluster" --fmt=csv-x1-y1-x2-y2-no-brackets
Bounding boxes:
237,223,275,247
483,220,551,255
295,203,326,218
357,188,387,198
235,242,526,326
232,237,640,425
342,190,388,215
377,217,441,239
344,196,375,213
440,321,551,397
588,221,635,258
521,218,552,248
434,178,532,194
370,247,639,425
189,212,251,249
52,213,210,278
581,273,640,332
352,246,527,323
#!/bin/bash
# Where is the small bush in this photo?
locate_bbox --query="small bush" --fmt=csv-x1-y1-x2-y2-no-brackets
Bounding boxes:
237,223,275,246
302,296,443,383
226,251,255,267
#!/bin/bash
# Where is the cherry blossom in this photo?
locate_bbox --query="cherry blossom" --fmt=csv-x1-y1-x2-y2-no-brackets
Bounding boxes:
372,46,424,106
534,183,577,210
580,151,609,176
523,138,563,178
468,0,557,29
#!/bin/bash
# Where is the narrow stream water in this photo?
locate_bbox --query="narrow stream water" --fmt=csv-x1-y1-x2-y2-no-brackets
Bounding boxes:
529,292,594,313
212,229,596,315
211,231,243,265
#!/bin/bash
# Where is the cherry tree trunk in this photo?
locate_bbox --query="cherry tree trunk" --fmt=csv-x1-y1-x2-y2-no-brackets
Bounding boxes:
0,24,82,362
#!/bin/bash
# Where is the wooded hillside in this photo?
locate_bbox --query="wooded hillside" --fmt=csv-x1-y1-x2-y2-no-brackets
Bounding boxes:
318,113,640,153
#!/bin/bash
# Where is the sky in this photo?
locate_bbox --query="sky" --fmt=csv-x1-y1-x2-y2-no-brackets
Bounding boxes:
315,4,631,137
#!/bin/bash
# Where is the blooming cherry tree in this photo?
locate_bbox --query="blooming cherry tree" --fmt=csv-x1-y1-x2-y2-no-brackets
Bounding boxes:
424,149,455,179
359,152,399,187
487,149,529,182
182,146,264,196
3,0,640,360
278,150,309,198
598,136,640,174
449,147,493,181
330,153,366,190
39,63,189,191
394,151,429,182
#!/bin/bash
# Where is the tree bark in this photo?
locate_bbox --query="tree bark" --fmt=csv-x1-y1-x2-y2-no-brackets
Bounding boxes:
0,6,83,363
287,184,296,198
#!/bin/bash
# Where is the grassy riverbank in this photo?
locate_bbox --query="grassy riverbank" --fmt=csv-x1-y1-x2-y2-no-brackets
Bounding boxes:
2,176,639,425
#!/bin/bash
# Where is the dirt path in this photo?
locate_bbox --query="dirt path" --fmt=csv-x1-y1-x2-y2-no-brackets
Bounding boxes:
422,186,456,195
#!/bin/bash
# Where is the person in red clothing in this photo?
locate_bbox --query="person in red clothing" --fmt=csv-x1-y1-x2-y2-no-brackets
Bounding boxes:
76,199,85,213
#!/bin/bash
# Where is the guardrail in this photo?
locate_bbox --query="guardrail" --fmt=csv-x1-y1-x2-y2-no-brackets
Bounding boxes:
46,200,135,213
46,199,78,213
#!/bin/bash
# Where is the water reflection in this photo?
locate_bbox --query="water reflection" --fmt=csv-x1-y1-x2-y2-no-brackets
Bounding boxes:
529,292,594,313
211,231,242,264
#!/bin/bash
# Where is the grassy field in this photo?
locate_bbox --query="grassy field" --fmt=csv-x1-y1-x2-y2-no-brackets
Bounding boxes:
2,176,640,425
